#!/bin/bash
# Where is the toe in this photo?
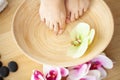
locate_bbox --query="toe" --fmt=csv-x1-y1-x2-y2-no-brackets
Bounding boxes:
40,16,45,22
53,23,59,34
49,22,54,30
46,20,50,27
58,22,65,34
84,1,90,12
70,13,75,22
66,11,71,23
84,5,88,12
67,11,71,20
75,11,79,20
79,9,83,16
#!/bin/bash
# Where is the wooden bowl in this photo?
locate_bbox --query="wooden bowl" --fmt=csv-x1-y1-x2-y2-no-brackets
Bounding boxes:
12,0,114,67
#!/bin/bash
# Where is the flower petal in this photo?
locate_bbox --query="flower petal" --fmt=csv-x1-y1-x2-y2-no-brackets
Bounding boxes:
75,22,90,39
98,67,107,79
87,70,101,80
82,76,97,80
31,70,44,80
60,67,69,77
88,29,95,45
71,37,88,58
70,22,90,41
67,64,90,80
91,55,113,69
43,65,55,75
43,65,62,80
55,68,62,80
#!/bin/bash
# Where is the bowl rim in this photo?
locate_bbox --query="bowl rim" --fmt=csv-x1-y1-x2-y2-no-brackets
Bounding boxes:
11,0,114,67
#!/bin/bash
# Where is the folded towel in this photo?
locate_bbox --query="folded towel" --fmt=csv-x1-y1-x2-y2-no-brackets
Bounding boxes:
0,0,8,12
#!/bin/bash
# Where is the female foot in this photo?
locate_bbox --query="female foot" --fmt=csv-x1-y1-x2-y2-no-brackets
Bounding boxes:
39,0,66,34
66,0,90,23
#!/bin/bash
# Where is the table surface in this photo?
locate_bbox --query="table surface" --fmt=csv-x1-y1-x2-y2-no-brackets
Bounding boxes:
0,0,120,80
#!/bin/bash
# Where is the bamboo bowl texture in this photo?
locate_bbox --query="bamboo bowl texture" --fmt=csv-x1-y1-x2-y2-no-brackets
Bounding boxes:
12,0,114,67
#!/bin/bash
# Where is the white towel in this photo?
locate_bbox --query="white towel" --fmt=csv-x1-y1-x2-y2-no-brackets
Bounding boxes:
0,0,8,12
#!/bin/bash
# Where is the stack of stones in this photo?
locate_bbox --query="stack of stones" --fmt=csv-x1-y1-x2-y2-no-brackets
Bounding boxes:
0,61,18,80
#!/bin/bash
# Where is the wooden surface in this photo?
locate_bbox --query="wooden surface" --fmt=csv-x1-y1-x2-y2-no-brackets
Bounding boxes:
0,0,120,80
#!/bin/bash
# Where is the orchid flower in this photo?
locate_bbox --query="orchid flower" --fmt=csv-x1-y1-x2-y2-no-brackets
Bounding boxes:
89,53,113,79
31,65,69,80
67,22,95,58
67,53,113,80
43,65,69,80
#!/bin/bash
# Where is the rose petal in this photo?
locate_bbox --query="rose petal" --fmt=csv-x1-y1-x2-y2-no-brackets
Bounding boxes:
60,67,69,77
98,67,107,79
67,37,88,58
88,29,95,45
91,55,113,69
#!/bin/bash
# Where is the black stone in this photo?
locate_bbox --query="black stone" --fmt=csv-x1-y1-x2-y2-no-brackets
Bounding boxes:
8,61,18,72
0,77,3,80
0,61,2,67
0,66,9,77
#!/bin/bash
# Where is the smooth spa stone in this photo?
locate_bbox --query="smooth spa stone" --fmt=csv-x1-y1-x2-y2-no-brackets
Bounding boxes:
0,66,9,77
8,61,18,72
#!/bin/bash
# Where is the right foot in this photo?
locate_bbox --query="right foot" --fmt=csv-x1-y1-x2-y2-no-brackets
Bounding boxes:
39,0,66,34
66,0,90,23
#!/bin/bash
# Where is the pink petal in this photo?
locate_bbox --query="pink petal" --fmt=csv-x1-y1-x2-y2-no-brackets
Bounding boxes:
43,65,62,80
43,65,55,75
91,55,113,69
82,76,96,80
60,67,69,77
87,70,101,80
31,70,44,80
68,64,83,70
98,67,107,79
55,68,62,80
67,64,90,80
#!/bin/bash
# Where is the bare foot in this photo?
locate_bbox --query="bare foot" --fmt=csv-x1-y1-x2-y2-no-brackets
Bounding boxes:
39,0,66,34
66,0,90,22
